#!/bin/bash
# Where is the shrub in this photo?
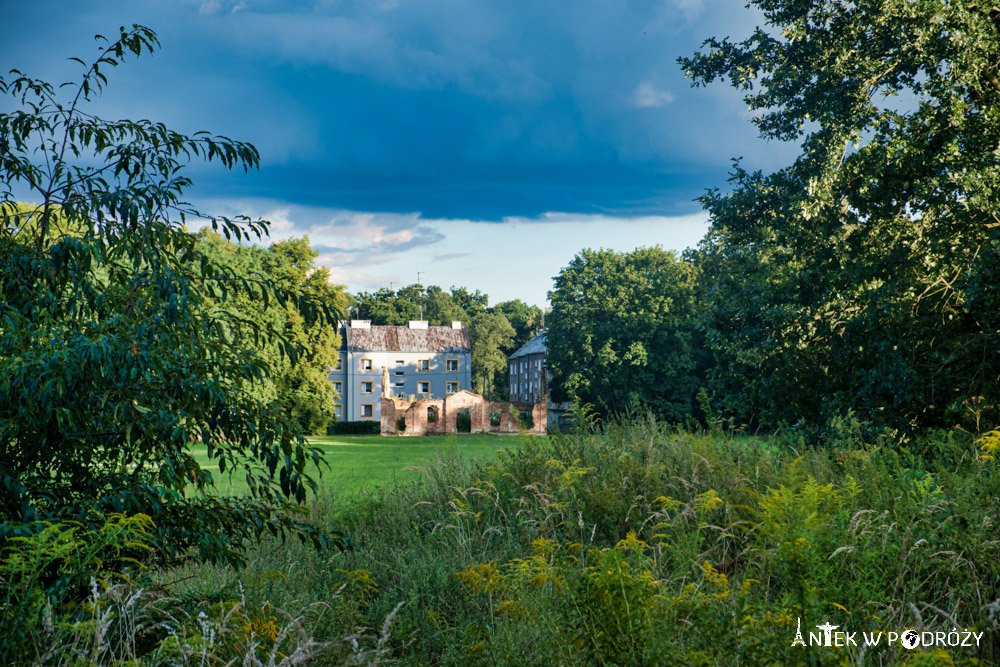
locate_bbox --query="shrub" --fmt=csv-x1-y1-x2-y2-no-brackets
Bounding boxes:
327,420,381,436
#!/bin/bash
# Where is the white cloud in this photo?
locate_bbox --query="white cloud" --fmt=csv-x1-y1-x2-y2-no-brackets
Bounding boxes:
195,198,710,306
671,0,706,22
633,81,675,108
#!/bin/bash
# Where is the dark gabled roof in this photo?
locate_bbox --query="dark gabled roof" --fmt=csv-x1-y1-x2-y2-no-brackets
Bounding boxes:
509,331,546,360
346,326,470,353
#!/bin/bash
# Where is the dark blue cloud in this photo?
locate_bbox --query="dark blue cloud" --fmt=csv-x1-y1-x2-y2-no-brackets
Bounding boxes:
1,0,792,221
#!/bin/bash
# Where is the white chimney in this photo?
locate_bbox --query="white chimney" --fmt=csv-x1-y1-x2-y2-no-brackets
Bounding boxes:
408,320,428,329
350,319,371,328
452,321,463,329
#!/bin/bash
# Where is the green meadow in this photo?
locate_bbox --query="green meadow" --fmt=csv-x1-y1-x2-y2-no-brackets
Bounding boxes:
192,434,537,497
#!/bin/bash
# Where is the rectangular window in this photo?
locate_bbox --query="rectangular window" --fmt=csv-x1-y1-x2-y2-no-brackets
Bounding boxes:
332,381,343,394
360,381,373,394
446,381,458,394
394,381,405,388
396,360,404,365
417,381,430,394
334,357,343,371
446,358,459,372
360,358,373,372
395,369,405,376
417,359,430,372
334,403,342,418
360,404,373,418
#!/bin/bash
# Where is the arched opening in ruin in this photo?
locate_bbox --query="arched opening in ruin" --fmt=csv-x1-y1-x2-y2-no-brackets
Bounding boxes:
427,405,440,423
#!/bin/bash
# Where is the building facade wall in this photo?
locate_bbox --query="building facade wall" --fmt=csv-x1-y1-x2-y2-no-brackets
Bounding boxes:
328,327,472,422
509,351,545,404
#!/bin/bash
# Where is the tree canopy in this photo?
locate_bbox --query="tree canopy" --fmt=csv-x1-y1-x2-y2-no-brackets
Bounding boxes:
0,26,342,566
681,0,1000,430
547,247,704,421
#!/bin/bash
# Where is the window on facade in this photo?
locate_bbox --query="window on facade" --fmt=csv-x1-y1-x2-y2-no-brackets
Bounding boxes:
334,404,342,418
332,381,342,394
334,357,343,371
360,358,373,372
360,404,373,418
417,381,430,394
360,381,373,394
417,359,430,372
396,360,404,365
446,358,459,372
446,381,458,394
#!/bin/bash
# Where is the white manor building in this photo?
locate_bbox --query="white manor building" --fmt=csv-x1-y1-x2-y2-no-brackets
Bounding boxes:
328,320,472,422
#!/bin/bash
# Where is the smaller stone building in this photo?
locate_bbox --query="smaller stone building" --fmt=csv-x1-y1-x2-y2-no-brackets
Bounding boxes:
381,390,546,436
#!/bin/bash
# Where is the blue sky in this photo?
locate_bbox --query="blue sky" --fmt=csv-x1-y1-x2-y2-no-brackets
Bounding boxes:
1,0,794,307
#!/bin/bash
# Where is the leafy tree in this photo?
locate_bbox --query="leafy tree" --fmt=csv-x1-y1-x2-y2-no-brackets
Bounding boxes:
681,0,1000,430
195,233,348,435
469,312,515,400
547,247,704,422
450,286,489,321
354,286,421,325
353,284,488,328
425,285,468,325
493,299,543,352
0,26,341,566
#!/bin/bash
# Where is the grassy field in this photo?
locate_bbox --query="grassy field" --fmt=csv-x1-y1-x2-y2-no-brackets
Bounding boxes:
190,433,538,497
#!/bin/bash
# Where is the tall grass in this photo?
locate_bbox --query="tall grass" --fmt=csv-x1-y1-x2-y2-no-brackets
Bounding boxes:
6,420,998,664
167,419,1000,665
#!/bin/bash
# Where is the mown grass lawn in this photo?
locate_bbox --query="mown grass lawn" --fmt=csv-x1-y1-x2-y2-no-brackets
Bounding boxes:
190,433,538,497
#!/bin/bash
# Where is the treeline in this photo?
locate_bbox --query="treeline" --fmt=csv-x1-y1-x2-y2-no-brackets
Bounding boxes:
547,1,1000,435
351,285,543,399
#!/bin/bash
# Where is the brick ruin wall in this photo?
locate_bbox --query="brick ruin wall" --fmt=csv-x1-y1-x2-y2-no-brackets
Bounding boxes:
380,390,546,436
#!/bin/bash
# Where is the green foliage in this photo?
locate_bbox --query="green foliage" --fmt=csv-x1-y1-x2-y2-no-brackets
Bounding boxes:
547,246,705,422
469,311,516,399
194,232,348,435
0,26,341,567
681,0,1000,430
0,513,154,661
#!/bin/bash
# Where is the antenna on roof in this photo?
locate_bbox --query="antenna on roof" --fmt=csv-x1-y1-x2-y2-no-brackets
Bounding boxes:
416,271,425,320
